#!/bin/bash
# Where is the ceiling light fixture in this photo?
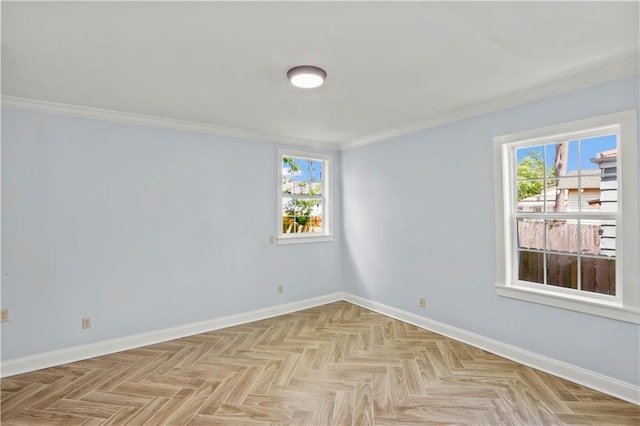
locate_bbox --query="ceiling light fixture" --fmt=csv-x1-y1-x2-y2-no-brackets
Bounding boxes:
287,65,327,89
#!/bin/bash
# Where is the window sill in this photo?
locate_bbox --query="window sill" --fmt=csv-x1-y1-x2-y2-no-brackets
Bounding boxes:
495,283,640,324
277,234,334,245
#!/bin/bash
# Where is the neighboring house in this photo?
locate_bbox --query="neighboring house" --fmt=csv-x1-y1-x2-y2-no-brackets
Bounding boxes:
591,148,617,257
517,169,601,212
282,180,321,196
589,148,617,211
517,188,555,212
555,170,602,211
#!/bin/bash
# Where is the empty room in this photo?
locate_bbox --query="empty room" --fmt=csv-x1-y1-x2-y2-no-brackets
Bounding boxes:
1,1,639,425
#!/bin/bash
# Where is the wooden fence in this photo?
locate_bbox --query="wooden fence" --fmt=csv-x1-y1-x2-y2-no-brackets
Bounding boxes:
518,220,601,254
518,252,615,294
517,220,615,294
283,216,322,233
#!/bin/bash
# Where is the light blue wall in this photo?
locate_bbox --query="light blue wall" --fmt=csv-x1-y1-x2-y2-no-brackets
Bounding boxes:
2,76,638,388
341,75,640,386
1,109,343,360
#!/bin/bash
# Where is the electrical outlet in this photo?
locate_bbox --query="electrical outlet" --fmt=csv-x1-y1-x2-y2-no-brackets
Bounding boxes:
82,317,92,329
278,285,283,294
1,308,9,322
419,297,426,308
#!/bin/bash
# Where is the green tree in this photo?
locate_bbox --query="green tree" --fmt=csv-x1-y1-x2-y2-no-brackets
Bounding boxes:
283,157,300,173
282,157,300,194
517,152,545,200
285,199,315,227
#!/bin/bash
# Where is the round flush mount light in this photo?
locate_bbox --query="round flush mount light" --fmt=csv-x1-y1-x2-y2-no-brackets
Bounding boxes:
287,65,327,89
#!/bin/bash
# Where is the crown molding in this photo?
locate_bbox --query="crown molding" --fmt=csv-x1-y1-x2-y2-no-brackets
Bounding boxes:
340,54,639,151
1,96,337,151
3,53,637,153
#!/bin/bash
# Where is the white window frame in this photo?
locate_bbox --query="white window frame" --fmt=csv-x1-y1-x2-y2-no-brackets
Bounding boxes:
493,110,639,323
277,149,333,245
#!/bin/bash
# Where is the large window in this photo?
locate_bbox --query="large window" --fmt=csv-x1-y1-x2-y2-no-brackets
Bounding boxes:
493,111,638,323
277,150,332,244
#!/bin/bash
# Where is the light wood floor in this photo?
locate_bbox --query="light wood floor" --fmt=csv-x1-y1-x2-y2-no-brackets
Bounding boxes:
1,301,638,425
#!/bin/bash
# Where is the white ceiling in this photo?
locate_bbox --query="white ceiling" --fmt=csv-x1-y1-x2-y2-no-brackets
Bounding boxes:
2,1,638,149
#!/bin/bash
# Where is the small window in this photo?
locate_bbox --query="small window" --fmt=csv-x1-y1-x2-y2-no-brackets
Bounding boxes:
493,111,639,323
277,150,332,244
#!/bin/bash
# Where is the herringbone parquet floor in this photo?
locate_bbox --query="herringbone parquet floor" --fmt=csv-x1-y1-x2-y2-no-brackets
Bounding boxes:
1,301,638,425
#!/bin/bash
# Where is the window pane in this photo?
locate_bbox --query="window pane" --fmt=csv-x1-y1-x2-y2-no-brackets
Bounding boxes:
599,173,618,213
580,169,604,212
581,135,617,213
282,159,298,195
545,140,578,179
307,201,323,233
581,257,615,295
282,197,294,233
551,175,600,213
282,214,295,233
518,251,544,284
283,198,323,234
600,220,616,257
578,219,614,257
549,178,571,212
516,145,544,201
517,145,544,164
517,180,547,211
517,218,543,250
581,135,617,172
517,146,543,171
282,157,323,196
283,214,322,234
544,141,577,213
546,219,578,254
546,253,578,289
282,197,292,214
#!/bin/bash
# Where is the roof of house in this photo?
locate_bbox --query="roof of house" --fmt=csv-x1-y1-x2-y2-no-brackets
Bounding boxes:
556,169,602,190
518,170,602,204
590,148,618,165
597,148,617,158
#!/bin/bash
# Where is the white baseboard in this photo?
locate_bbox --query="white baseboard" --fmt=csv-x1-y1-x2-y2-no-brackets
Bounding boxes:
343,293,639,405
3,291,637,405
0,292,344,378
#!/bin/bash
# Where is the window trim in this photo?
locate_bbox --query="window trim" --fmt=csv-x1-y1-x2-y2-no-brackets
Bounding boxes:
493,110,639,324
277,149,333,245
